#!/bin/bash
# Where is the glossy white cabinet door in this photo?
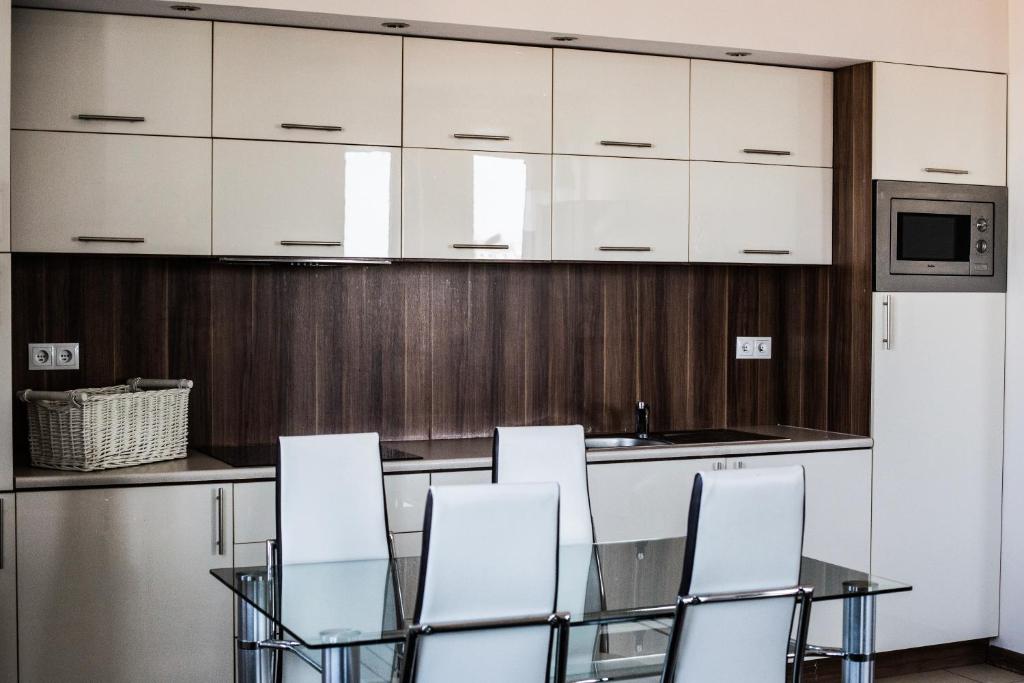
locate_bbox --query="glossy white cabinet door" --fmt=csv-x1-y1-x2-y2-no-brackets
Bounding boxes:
403,148,552,260
13,131,211,255
383,473,430,533
0,494,14,683
214,140,400,258
553,50,689,159
0,256,10,493
872,293,1004,651
13,9,211,137
689,162,831,264
403,38,552,154
873,63,1006,185
552,155,688,262
16,485,234,682
213,23,401,145
691,60,832,167
234,481,276,544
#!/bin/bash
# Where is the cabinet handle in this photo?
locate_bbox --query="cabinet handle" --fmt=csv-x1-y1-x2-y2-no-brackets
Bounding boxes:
279,240,343,247
882,294,892,351
77,236,146,243
742,148,791,156
77,114,145,122
600,140,653,148
713,462,723,471
452,243,509,250
452,133,511,141
214,488,225,556
599,246,652,252
742,249,791,255
280,123,344,132
736,461,746,469
924,167,969,175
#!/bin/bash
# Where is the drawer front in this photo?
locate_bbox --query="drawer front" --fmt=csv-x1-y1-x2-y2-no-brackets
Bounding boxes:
213,139,400,258
689,162,831,265
402,148,552,260
213,23,401,146
12,131,212,255
690,60,832,167
403,38,552,154
554,50,689,159
234,481,276,544
552,155,689,262
13,9,211,137
384,473,430,533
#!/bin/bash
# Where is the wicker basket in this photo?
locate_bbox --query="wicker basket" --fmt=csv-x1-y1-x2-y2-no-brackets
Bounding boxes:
18,378,193,471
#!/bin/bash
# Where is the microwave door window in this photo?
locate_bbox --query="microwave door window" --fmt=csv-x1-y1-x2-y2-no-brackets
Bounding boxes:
896,212,971,262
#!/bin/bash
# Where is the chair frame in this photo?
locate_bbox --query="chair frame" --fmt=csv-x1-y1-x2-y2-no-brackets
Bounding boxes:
660,585,814,683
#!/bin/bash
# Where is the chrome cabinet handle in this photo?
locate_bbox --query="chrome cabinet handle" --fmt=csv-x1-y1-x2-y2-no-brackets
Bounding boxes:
279,240,343,247
77,114,145,122
713,462,724,471
924,167,969,175
452,243,509,250
882,294,892,351
280,123,343,132
452,133,511,141
214,488,225,555
735,461,746,469
743,249,791,255
78,236,145,243
600,140,653,148
742,148,791,156
599,246,652,252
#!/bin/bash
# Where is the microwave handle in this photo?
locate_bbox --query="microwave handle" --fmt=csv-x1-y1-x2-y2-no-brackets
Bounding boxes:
882,295,892,350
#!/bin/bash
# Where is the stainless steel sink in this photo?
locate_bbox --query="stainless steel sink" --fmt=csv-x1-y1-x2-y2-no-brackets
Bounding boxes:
585,436,670,449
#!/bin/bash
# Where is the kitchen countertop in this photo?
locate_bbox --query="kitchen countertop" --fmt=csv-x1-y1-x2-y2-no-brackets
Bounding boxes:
14,425,871,490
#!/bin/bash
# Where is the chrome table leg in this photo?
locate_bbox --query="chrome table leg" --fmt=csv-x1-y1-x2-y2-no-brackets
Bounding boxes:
321,630,361,683
237,573,276,683
842,581,877,683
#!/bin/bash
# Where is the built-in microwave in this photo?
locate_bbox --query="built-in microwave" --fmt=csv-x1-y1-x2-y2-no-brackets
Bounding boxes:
874,180,1007,292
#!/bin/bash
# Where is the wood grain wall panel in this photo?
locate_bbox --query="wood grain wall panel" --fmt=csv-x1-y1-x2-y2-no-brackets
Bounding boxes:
208,264,253,446
167,259,212,449
778,266,831,430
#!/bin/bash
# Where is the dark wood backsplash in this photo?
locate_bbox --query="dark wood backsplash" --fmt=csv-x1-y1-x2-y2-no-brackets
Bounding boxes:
11,254,859,462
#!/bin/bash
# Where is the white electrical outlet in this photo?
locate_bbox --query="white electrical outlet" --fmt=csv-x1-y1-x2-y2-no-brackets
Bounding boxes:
55,343,80,369
736,337,772,360
29,342,80,370
735,337,754,358
754,337,772,359
28,343,55,370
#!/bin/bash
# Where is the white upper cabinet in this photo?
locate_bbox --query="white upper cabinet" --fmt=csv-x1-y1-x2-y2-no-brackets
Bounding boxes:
403,38,552,154
12,9,211,137
12,131,211,255
553,50,689,159
690,60,832,167
213,23,401,146
402,148,551,260
689,161,832,264
213,140,400,258
553,155,689,262
873,63,1006,185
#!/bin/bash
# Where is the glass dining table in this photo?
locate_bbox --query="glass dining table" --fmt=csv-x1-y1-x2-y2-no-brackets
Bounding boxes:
212,536,910,683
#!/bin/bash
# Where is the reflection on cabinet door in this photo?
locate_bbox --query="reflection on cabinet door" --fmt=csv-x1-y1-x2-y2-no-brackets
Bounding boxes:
690,60,832,167
213,22,401,145
873,63,1006,186
213,140,400,258
689,162,831,264
403,38,552,154
12,131,212,255
553,50,689,159
13,9,212,137
552,155,689,262
0,494,15,683
403,148,552,261
16,485,234,682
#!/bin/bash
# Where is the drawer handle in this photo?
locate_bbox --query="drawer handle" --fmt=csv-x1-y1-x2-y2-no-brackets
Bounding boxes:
452,243,510,250
452,133,511,141
599,246,652,252
77,114,146,122
77,236,145,243
924,167,969,175
279,240,343,247
742,148,792,156
743,249,791,255
600,140,654,148
281,123,344,132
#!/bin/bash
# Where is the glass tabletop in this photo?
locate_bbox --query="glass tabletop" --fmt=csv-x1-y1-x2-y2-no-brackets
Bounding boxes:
211,536,910,650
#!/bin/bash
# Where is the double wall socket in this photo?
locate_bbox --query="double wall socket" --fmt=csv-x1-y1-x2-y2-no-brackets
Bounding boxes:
28,343,80,370
736,336,772,360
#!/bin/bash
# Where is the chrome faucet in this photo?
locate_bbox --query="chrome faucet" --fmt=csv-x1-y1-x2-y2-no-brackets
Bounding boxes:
635,401,650,438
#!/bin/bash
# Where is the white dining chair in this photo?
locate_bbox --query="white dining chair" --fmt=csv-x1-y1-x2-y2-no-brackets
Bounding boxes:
400,482,569,683
660,465,813,683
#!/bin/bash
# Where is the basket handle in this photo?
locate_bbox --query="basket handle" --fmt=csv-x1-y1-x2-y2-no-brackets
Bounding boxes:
18,389,85,406
127,378,194,392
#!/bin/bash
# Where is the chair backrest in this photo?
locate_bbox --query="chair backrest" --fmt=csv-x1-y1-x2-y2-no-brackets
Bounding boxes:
277,433,390,564
406,482,561,683
493,424,594,544
663,466,807,683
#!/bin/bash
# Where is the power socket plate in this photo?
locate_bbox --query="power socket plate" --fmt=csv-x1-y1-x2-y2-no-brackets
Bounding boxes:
29,342,79,370
736,337,772,360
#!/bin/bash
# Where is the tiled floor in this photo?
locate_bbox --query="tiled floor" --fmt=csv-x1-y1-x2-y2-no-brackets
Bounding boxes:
882,664,1024,683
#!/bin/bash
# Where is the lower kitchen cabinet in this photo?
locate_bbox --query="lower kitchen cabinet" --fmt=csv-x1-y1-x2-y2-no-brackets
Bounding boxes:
0,494,16,683
16,484,235,682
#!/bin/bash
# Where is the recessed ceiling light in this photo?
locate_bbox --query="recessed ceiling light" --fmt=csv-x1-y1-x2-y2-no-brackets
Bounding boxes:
551,36,578,42
169,3,201,11
726,51,752,57
381,21,410,29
